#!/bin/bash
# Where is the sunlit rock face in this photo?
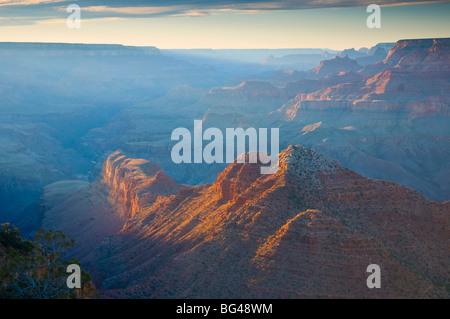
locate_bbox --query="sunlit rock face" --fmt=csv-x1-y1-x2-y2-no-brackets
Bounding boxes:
42,150,183,261
101,150,183,219
85,146,449,298
275,38,450,202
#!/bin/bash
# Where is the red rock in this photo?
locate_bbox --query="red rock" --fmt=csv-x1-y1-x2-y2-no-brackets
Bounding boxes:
92,146,449,298
101,150,183,218
310,56,363,77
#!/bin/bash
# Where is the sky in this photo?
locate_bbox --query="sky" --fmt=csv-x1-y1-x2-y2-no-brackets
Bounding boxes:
0,0,449,49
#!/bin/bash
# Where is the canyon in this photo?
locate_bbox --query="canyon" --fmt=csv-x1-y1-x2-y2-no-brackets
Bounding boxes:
0,38,448,298
43,146,449,298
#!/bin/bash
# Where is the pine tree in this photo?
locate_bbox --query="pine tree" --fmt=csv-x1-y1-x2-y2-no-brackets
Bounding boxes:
0,224,98,299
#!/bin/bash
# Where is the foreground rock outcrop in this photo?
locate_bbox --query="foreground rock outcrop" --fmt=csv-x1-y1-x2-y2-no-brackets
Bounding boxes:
101,150,183,219
42,150,183,261
88,146,449,298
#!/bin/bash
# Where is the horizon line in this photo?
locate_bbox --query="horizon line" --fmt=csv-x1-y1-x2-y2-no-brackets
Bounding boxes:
1,37,450,51
154,36,448,50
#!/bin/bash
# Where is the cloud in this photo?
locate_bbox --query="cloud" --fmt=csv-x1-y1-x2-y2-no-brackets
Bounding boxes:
82,5,181,15
0,0,447,26
73,0,450,17
69,0,448,11
0,0,66,6
35,16,125,25
81,5,214,18
170,10,211,17
0,16,33,26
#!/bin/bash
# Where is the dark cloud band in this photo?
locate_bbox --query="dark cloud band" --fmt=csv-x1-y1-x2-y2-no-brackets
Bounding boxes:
0,0,447,25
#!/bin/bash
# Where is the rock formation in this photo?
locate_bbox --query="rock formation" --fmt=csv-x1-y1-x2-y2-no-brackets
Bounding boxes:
87,146,449,298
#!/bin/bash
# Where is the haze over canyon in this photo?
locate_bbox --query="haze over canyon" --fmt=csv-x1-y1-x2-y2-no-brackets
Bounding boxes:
0,38,449,298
